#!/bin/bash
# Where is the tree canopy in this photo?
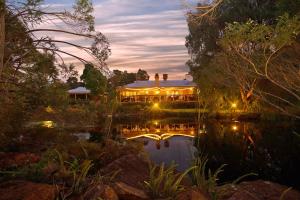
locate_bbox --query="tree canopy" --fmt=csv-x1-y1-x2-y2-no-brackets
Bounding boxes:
80,64,107,95
109,69,150,88
186,0,300,116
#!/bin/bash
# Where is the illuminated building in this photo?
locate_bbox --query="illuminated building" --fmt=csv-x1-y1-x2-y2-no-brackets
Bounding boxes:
117,73,198,103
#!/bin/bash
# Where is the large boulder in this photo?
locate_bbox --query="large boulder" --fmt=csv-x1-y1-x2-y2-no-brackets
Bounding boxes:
100,154,149,189
0,152,40,170
176,187,210,200
113,182,150,200
0,181,56,200
83,183,119,200
218,180,300,200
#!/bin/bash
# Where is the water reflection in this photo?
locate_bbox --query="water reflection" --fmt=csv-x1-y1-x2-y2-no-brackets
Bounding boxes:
115,118,300,188
119,120,206,141
73,132,91,140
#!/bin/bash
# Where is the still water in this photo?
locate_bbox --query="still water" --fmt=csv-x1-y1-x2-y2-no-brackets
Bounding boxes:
72,118,300,188
108,118,300,189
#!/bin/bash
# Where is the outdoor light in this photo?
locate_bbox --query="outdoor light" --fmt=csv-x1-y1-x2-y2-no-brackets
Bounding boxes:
145,91,149,94
232,125,238,131
42,121,55,128
153,103,159,108
231,103,237,108
155,90,160,94
153,121,159,125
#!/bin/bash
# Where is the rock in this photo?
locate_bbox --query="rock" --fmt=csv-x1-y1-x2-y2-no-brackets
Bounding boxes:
176,187,210,200
218,180,300,200
113,182,150,200
83,184,119,200
100,154,149,189
103,186,119,200
0,152,40,170
0,181,56,200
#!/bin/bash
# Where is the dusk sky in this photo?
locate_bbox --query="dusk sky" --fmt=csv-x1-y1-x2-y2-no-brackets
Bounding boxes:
43,0,200,80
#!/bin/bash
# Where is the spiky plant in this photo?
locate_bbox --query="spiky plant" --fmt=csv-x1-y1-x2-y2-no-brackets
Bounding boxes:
144,162,196,199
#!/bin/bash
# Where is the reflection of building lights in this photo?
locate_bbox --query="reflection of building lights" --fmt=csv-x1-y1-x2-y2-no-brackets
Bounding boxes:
126,133,195,141
231,103,237,108
232,125,238,131
153,103,159,109
42,121,55,128
45,106,54,113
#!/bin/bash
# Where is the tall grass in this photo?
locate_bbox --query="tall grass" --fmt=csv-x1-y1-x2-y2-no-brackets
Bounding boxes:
144,162,196,199
191,154,226,200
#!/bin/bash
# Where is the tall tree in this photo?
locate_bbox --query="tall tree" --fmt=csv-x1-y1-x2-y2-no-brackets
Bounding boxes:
219,15,300,116
0,0,111,92
186,0,300,115
109,69,149,88
136,69,150,81
80,64,107,95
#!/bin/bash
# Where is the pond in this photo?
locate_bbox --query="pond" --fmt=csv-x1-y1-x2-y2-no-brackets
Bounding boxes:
101,118,300,189
67,117,300,189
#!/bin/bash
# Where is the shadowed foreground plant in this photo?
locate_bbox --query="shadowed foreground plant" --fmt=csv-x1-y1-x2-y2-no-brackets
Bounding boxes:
191,154,226,200
54,150,93,199
144,162,196,199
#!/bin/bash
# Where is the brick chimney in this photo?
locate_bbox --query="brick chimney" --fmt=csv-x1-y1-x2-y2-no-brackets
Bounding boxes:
155,73,159,86
163,74,168,81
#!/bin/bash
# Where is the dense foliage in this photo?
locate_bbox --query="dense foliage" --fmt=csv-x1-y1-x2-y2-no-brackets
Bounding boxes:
0,0,111,133
186,0,300,116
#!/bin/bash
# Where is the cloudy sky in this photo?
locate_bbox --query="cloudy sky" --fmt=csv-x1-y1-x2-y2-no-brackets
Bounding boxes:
43,0,199,80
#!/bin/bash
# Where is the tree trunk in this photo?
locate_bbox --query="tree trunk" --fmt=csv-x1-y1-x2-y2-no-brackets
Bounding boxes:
0,0,5,78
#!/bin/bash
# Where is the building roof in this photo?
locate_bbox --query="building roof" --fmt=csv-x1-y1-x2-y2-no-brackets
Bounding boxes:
122,80,197,89
68,87,91,94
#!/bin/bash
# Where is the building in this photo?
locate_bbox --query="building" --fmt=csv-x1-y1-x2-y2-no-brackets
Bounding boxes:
117,73,198,103
68,87,91,100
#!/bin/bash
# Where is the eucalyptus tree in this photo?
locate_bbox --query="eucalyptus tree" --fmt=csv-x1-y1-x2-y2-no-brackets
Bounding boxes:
0,0,111,132
0,0,111,90
186,0,300,115
219,15,300,117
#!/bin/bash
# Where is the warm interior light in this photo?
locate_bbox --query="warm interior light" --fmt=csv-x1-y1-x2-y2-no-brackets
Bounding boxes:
155,90,160,94
145,91,149,94
231,103,237,108
153,121,159,125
